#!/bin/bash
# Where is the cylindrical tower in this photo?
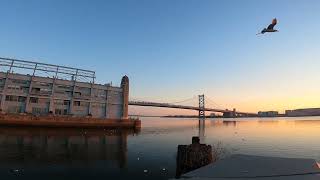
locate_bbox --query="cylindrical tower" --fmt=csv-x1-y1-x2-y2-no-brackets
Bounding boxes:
121,75,129,119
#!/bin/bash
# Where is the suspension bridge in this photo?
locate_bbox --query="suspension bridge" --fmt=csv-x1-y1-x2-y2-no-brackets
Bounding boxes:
129,95,257,118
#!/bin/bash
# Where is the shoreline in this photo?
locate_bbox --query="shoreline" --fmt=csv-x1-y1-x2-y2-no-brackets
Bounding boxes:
0,113,141,129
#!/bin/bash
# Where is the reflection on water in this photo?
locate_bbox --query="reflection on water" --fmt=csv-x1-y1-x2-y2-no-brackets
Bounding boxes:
0,127,139,179
198,118,205,143
0,117,320,179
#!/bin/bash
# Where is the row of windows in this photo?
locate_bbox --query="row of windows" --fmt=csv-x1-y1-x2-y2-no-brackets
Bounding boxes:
75,87,90,94
31,87,51,92
55,109,68,115
3,85,116,99
54,100,70,106
32,100,105,108
33,82,52,87
74,92,91,97
1,79,119,93
32,107,48,115
54,90,72,95
7,85,29,92
5,95,26,102
8,85,26,89
29,97,50,104
10,79,29,85
4,95,111,108
91,103,106,108
73,101,89,107
7,106,24,113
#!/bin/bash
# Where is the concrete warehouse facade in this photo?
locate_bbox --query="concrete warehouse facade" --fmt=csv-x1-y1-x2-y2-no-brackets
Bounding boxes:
0,57,129,120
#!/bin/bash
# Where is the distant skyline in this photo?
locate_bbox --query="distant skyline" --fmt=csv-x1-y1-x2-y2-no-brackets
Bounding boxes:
1,0,320,114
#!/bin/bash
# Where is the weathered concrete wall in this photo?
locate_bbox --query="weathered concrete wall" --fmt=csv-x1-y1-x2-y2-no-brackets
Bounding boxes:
0,113,141,129
0,72,129,120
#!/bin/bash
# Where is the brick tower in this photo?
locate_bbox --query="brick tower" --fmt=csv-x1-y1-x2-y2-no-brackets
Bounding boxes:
121,75,129,119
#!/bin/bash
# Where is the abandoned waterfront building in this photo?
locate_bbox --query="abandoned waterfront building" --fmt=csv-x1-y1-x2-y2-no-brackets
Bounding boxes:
0,57,129,119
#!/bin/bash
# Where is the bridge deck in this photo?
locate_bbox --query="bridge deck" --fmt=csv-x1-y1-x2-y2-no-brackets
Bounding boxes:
129,101,256,116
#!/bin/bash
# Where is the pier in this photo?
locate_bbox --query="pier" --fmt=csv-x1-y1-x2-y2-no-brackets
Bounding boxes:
0,113,141,129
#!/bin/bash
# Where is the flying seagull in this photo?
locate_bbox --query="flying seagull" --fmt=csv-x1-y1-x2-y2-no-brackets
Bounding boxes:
257,18,278,35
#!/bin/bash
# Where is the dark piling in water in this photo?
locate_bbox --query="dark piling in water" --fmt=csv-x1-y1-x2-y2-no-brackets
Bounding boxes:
175,136,214,178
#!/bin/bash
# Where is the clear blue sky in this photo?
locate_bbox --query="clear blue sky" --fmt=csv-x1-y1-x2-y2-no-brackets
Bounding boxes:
1,0,320,113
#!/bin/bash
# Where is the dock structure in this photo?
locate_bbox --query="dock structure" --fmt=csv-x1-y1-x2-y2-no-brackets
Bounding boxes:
0,57,138,128
175,154,320,180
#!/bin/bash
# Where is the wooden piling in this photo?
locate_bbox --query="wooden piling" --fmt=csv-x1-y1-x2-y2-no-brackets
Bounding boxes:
176,136,214,178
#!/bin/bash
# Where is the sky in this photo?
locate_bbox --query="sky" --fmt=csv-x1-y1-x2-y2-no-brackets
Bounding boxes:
0,0,320,115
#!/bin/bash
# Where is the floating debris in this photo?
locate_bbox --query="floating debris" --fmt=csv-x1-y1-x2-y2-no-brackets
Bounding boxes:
232,147,240,152
143,169,148,173
10,169,23,175
137,157,140,160
162,168,166,171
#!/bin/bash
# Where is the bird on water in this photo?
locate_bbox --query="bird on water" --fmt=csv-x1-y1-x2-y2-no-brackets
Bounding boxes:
257,18,279,35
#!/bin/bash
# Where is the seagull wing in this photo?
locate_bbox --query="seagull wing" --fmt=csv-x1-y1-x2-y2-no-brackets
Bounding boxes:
267,18,277,30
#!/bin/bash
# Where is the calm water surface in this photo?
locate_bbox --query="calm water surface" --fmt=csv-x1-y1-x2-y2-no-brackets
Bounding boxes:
1,117,320,179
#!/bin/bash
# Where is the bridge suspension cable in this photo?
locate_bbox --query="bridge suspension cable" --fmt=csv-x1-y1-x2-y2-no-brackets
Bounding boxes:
204,95,224,109
130,96,198,106
169,97,196,104
128,95,257,116
131,95,228,111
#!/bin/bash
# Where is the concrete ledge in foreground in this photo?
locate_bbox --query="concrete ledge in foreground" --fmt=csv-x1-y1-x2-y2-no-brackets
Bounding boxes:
173,154,320,180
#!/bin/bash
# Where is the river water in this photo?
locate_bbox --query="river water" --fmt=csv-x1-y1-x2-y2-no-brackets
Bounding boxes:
1,117,320,179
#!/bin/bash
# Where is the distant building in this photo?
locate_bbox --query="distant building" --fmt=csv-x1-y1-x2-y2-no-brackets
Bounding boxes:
222,108,237,118
210,113,216,117
258,111,278,117
285,108,320,117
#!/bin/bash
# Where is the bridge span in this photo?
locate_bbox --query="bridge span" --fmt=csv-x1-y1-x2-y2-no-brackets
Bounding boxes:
128,96,257,117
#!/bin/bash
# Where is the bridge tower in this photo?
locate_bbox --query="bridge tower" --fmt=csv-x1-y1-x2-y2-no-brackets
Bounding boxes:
198,94,205,118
